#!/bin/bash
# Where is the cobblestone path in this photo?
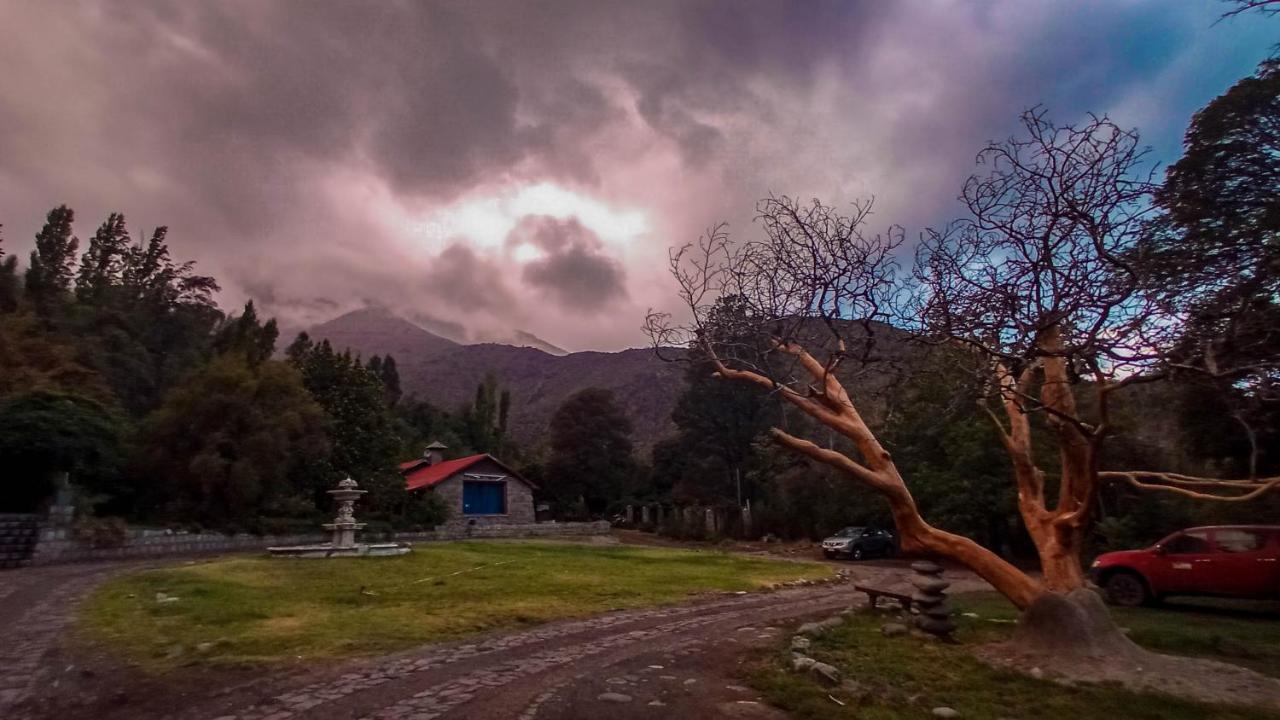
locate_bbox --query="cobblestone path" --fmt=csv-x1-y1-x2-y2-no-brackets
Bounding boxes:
174,584,858,720
1,557,983,720
0,561,154,712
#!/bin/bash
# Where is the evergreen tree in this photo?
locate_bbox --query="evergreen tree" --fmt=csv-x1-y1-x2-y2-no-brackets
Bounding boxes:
545,387,636,516
288,339,402,512
461,373,510,454
381,354,402,406
85,224,224,415
212,300,278,366
0,223,18,313
285,331,314,363
75,212,130,302
364,354,403,406
654,295,779,504
121,226,220,309
25,205,78,313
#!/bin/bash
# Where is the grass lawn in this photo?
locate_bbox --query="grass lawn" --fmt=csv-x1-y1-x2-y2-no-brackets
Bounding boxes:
750,591,1280,720
82,540,831,669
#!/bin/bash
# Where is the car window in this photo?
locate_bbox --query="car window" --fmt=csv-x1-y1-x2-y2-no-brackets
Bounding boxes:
1164,531,1214,554
1215,529,1265,553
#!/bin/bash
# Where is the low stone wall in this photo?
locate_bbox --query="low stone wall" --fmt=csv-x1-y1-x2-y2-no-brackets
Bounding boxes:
431,520,610,541
30,527,328,565
27,521,612,566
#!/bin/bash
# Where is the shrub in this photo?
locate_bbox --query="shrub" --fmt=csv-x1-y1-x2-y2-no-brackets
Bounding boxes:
71,516,129,548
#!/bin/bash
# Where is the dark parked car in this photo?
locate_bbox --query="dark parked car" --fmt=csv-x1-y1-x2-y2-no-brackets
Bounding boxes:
821,526,896,560
1090,525,1280,606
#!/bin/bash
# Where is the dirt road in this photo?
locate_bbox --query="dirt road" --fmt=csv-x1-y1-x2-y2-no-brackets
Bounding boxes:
3,552,982,720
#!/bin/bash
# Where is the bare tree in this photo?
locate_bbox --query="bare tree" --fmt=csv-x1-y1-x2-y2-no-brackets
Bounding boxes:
915,108,1278,594
1221,0,1280,20
646,110,1279,656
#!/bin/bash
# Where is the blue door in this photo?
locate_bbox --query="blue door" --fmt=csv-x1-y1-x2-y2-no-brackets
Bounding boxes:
463,481,505,515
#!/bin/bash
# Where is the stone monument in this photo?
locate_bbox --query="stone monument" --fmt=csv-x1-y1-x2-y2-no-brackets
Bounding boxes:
268,477,410,558
909,560,956,639
323,477,366,549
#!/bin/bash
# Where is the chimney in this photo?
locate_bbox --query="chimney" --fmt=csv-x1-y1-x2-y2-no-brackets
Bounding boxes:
424,440,447,466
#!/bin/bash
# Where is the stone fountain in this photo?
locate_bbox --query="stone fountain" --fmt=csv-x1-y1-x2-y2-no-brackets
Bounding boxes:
268,477,410,558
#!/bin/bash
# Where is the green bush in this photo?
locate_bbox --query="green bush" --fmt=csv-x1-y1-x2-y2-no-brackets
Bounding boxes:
71,516,129,548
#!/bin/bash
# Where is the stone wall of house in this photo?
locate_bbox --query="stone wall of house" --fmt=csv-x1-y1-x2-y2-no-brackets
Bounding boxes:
432,459,537,527
430,520,608,541
25,521,610,566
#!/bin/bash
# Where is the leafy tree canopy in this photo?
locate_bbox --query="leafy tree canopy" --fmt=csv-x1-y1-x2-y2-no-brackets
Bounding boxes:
546,387,636,515
135,355,328,523
0,389,124,511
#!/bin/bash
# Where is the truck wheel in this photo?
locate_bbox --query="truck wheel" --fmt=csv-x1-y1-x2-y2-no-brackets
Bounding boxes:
852,547,864,561
1104,571,1149,607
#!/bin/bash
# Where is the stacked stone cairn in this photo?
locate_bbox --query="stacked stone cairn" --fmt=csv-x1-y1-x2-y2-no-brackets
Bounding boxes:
909,560,956,639
790,615,846,687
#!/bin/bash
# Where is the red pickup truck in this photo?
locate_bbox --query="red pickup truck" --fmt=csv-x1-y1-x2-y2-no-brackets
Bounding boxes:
1090,525,1280,606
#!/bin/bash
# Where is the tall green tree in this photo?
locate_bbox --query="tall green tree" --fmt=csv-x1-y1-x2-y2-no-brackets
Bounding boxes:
366,354,403,407
461,373,510,455
25,205,78,313
0,313,110,399
0,389,124,512
661,296,778,504
212,300,278,366
288,337,403,512
0,223,18,313
1145,59,1280,477
75,212,130,302
86,224,223,415
135,355,328,524
545,387,636,515
881,362,1022,556
380,354,402,406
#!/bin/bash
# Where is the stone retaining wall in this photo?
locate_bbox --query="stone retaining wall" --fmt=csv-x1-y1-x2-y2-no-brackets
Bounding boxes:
27,521,612,566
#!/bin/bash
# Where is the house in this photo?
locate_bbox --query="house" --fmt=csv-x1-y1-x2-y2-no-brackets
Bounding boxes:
399,442,537,526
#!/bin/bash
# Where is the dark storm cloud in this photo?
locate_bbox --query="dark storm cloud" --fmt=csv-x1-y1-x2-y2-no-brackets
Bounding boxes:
425,244,519,313
0,0,1274,349
511,215,626,311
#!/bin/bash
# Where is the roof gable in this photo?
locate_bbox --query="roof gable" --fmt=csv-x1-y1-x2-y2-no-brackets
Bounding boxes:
400,454,537,492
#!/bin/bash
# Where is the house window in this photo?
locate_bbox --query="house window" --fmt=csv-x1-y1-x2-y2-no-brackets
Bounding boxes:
463,481,506,515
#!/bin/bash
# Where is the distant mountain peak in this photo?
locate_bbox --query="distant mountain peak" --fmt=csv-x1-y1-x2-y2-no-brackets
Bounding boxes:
475,328,569,356
306,306,459,360
301,306,682,449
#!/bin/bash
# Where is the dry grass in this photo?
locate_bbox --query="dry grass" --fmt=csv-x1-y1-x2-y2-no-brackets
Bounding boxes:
81,539,832,670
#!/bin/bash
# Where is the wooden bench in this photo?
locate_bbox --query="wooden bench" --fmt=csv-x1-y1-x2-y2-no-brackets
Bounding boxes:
854,584,913,612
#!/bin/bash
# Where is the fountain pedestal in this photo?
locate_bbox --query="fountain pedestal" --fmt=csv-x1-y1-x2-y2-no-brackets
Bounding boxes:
322,477,368,549
268,477,410,559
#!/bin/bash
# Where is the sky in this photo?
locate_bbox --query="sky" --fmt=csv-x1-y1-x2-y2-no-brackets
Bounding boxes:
0,1,1275,352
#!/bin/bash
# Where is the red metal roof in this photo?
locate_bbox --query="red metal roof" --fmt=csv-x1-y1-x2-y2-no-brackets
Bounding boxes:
401,454,488,492
400,453,538,492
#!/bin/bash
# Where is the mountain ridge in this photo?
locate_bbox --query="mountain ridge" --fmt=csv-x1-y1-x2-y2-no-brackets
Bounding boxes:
302,307,683,449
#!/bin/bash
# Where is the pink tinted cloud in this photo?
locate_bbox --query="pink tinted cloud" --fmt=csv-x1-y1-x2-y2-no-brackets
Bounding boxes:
0,1,1273,350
